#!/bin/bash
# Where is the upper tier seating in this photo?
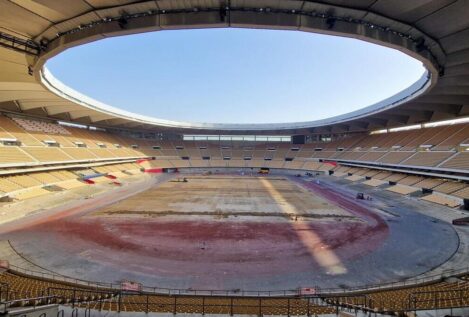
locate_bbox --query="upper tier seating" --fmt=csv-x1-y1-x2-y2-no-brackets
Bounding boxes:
12,117,71,135
1,115,469,176
400,152,455,167
0,115,146,167
0,115,43,146
22,147,74,163
0,147,35,165
376,152,415,164
440,152,469,170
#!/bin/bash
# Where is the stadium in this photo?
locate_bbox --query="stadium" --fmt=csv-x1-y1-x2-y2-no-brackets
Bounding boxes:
0,1,469,317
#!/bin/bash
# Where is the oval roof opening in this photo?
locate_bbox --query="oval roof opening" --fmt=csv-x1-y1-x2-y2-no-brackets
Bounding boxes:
46,28,426,125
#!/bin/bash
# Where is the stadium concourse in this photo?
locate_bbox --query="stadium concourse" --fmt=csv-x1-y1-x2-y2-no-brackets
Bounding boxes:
1,0,469,317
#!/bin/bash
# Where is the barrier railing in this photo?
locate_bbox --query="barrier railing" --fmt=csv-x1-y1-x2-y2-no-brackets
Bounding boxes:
6,262,469,298
44,287,469,314
45,288,336,316
0,295,58,313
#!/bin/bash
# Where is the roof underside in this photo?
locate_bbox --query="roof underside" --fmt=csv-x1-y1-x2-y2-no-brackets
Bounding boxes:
0,0,468,135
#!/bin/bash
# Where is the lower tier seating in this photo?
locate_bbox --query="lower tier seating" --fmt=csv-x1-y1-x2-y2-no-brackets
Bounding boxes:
332,163,468,207
0,271,467,314
421,194,462,208
386,184,420,195
0,162,143,200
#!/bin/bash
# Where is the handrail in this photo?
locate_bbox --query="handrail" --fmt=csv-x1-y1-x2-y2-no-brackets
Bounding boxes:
6,262,469,297
40,289,469,315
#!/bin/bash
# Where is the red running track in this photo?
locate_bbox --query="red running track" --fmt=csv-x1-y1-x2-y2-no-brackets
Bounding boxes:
3,176,390,290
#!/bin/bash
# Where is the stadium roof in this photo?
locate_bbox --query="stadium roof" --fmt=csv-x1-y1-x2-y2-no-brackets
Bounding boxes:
0,0,468,135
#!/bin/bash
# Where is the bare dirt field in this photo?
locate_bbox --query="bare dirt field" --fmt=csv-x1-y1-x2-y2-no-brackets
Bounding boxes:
93,176,354,221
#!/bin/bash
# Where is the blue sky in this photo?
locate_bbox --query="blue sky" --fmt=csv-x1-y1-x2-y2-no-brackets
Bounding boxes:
47,28,425,124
